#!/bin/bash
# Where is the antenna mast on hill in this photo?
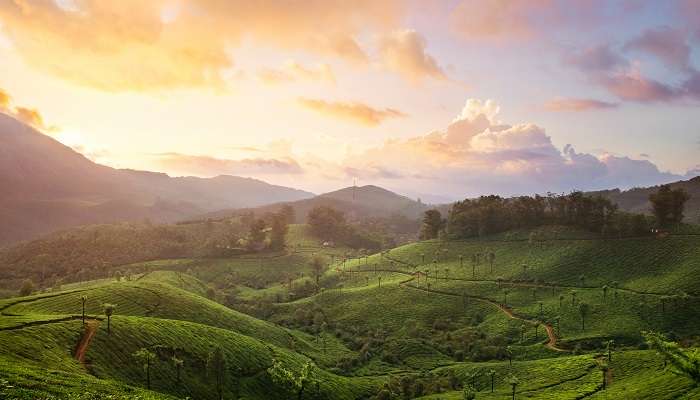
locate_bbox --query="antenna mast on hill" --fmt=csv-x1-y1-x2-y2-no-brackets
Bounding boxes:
353,178,357,202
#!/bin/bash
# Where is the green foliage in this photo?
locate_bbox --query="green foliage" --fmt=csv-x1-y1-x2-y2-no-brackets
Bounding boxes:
419,209,445,240
650,185,690,228
643,331,700,383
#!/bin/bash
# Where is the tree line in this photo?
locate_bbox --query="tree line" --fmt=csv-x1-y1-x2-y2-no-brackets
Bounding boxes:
419,185,691,240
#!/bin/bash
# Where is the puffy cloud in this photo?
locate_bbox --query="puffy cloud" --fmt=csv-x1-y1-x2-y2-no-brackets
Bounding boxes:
333,98,684,197
0,0,404,91
624,27,691,70
544,98,618,111
152,153,304,177
257,61,336,85
378,30,446,83
297,98,407,126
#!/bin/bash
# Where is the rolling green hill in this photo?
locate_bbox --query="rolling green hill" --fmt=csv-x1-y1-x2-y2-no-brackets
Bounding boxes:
1,225,699,399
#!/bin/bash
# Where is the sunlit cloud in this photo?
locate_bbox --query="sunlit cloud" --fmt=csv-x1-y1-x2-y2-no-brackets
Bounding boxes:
297,98,407,126
0,87,51,131
378,30,446,83
544,98,618,112
0,0,405,91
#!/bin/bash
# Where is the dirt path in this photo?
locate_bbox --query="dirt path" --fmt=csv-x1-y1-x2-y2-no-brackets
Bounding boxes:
334,264,568,352
75,320,100,365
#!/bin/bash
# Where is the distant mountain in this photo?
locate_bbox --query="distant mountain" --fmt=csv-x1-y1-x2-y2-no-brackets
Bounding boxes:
205,184,433,223
591,176,700,222
0,113,313,245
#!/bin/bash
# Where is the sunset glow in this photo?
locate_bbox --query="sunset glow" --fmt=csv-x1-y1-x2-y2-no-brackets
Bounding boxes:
1,0,699,199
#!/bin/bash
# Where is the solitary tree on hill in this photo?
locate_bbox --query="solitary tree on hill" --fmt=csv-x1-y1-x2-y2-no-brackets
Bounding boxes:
598,361,609,390
602,285,609,302
19,279,34,297
80,295,88,325
534,323,540,340
503,288,510,306
171,355,184,384
133,348,157,390
103,303,115,335
506,345,514,366
571,290,577,306
606,340,614,362
507,374,519,400
207,346,227,400
578,302,590,332
488,369,496,393
559,294,565,309
488,252,496,274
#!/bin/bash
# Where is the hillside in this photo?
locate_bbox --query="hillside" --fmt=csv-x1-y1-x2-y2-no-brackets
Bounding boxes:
0,112,312,245
205,184,432,223
593,176,700,223
1,226,700,399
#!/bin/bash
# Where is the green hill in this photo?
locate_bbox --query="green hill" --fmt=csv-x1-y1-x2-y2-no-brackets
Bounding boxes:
1,225,699,399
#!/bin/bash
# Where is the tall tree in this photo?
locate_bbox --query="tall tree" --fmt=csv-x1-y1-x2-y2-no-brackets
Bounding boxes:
269,212,289,251
578,302,590,332
80,295,87,325
133,348,157,390
171,355,184,384
268,359,315,400
103,303,115,335
307,206,347,240
207,347,227,400
650,185,690,227
419,209,445,240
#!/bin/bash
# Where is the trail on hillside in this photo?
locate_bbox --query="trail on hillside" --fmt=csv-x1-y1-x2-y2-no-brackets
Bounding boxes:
75,320,100,365
334,265,567,352
0,315,103,332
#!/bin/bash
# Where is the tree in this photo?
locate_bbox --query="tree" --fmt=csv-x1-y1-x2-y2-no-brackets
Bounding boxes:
103,303,115,335
571,290,577,306
311,256,325,292
208,347,227,400
269,212,289,251
19,279,34,297
462,384,476,400
598,361,609,390
419,209,444,240
268,358,315,400
488,252,496,274
559,294,565,309
503,288,510,306
650,185,690,227
643,331,700,384
172,355,184,384
506,345,513,366
248,218,267,251
308,206,347,240
534,323,540,340
488,369,496,393
602,285,609,301
133,348,157,389
507,374,519,400
280,204,296,224
578,302,590,332
80,295,88,325
606,339,614,362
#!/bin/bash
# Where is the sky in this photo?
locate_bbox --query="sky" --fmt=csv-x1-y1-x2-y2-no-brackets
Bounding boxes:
0,0,699,201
